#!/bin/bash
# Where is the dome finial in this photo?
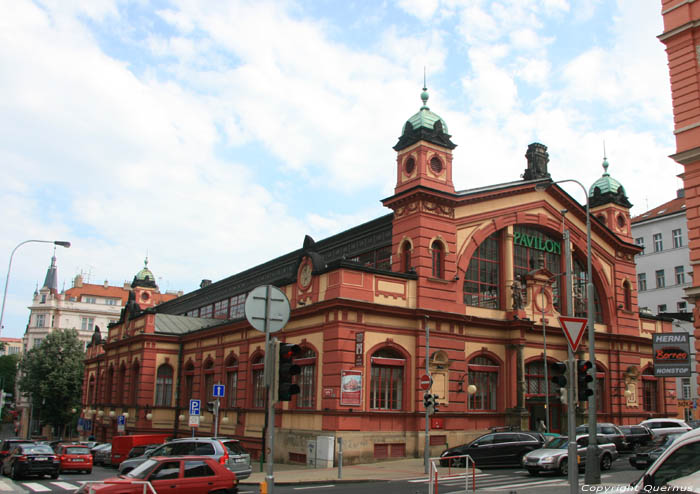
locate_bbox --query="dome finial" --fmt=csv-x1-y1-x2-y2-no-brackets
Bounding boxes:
420,67,429,109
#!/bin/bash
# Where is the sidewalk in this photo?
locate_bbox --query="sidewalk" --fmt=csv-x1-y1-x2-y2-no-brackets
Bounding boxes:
242,457,474,485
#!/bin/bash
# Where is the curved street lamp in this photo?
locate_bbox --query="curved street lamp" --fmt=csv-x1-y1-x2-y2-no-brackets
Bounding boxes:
0,239,71,337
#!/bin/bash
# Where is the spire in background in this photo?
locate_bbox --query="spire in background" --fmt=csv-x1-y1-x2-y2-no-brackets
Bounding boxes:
42,247,59,294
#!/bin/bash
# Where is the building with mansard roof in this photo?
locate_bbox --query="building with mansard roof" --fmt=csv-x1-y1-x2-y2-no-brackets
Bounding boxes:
82,88,676,464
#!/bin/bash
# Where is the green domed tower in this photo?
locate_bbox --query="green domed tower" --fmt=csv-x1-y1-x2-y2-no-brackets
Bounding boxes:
589,156,633,242
131,257,159,308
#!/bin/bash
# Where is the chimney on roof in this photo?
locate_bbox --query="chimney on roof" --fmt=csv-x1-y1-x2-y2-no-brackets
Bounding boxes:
200,279,212,288
677,188,685,198
74,274,83,288
103,280,109,288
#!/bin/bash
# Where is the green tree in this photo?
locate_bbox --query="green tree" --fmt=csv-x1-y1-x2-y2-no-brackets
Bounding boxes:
18,329,84,436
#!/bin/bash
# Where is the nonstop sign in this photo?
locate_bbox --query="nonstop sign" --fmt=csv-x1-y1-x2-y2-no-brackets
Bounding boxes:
653,332,691,377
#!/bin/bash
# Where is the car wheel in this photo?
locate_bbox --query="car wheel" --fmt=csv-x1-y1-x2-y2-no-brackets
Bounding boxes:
85,469,92,474
600,453,612,471
528,469,539,476
50,471,59,479
558,458,568,476
11,464,20,480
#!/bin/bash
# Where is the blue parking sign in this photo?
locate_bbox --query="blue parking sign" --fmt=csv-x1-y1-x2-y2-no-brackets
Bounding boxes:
190,399,201,416
117,415,126,425
213,384,225,398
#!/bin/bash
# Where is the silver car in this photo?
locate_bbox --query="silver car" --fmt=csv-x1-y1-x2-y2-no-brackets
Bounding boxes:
118,437,251,480
522,434,618,476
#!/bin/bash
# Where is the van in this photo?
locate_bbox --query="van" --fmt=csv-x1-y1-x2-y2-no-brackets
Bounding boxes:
630,427,700,492
110,434,170,466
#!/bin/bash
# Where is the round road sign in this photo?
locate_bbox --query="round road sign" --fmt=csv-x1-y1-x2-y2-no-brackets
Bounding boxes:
420,374,432,390
244,285,291,333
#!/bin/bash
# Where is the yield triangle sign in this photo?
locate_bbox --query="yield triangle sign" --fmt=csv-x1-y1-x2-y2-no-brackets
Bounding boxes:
558,316,588,352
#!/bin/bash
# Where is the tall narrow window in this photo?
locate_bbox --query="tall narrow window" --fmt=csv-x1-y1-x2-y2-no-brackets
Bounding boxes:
635,237,645,255
573,258,602,323
155,365,173,407
673,229,683,248
656,270,665,289
467,356,498,410
87,375,96,405
296,348,317,409
431,241,444,278
183,362,195,407
623,281,632,311
130,362,140,405
675,266,685,285
225,357,238,408
638,273,647,291
105,366,114,404
653,233,663,252
252,355,265,408
642,369,658,413
464,232,500,309
402,241,412,273
118,364,127,404
370,348,404,410
203,359,215,402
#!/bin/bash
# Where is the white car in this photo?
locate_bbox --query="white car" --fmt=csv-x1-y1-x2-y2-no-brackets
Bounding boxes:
522,434,618,476
638,418,691,438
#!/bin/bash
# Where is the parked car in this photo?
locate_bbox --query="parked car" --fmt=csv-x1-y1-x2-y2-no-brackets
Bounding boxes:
638,418,691,438
127,444,160,459
1,443,60,480
575,423,628,452
118,437,251,480
630,428,700,492
522,434,618,476
619,425,653,451
687,419,700,429
628,432,685,470
439,431,545,468
93,444,112,466
111,434,170,466
54,443,93,474
75,456,238,494
0,439,34,461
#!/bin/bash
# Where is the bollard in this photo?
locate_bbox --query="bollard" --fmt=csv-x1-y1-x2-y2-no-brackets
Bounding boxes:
259,480,268,494
337,437,343,479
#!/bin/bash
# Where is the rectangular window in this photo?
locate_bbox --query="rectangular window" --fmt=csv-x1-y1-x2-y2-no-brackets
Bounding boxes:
658,304,667,313
33,338,43,348
638,273,647,291
229,295,245,319
678,301,687,312
213,299,229,319
653,233,663,252
296,364,315,409
227,371,238,408
656,270,665,289
40,294,46,303
682,378,691,400
106,299,118,306
199,305,213,318
81,317,95,331
675,266,685,285
635,237,645,255
253,369,265,408
36,314,45,328
83,296,96,303
673,229,683,248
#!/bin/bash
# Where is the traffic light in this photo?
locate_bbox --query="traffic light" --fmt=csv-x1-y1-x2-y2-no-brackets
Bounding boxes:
423,392,435,415
551,361,568,388
206,400,218,414
577,360,594,403
432,394,440,413
277,342,302,401
558,387,567,405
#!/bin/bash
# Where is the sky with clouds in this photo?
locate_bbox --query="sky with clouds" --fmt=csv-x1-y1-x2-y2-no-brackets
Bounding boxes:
0,0,680,339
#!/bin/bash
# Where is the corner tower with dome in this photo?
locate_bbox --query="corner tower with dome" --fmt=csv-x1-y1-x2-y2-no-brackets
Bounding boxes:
589,156,634,243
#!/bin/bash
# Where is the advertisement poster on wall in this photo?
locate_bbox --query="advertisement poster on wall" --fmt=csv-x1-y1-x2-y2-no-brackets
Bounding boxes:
340,370,362,406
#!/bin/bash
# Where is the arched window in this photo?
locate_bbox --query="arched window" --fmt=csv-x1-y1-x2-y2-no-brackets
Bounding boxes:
105,366,114,404
623,280,632,311
154,364,173,407
130,361,140,405
402,241,412,273
183,362,195,407
370,348,404,410
514,226,560,310
431,240,444,279
118,363,127,404
467,356,498,410
642,368,658,412
525,361,550,396
225,356,238,408
464,232,500,308
296,348,316,409
573,258,603,323
87,375,95,405
203,359,215,402
252,355,265,408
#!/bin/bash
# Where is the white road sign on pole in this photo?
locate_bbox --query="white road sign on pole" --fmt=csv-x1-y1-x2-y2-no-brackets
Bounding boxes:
559,316,588,352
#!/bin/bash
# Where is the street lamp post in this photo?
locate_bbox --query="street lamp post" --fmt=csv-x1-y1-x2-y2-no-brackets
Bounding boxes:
535,179,599,483
0,239,71,337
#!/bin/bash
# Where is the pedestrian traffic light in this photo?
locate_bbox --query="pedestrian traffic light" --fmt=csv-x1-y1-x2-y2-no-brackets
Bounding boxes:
423,393,435,415
206,400,218,414
277,342,302,401
551,361,568,388
558,387,567,405
577,359,594,403
432,394,440,413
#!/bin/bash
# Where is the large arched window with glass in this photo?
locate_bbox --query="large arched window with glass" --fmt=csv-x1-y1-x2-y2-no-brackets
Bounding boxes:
464,232,500,308
514,226,561,310
154,364,173,407
296,348,317,409
642,368,658,413
225,356,238,408
467,356,498,410
251,355,266,408
370,348,404,410
572,258,603,323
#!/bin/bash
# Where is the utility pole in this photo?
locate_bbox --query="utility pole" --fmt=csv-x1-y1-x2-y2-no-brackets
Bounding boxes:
563,214,579,494
424,316,431,475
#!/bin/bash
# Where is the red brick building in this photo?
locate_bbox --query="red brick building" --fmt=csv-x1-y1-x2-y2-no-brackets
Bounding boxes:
81,88,676,464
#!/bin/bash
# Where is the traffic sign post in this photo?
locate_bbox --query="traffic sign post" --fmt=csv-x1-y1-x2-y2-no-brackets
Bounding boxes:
244,285,291,494
213,384,225,398
419,374,432,391
117,415,125,433
189,399,201,416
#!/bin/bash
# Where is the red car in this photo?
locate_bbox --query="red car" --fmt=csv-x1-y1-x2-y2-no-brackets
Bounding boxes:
75,456,238,494
55,444,93,474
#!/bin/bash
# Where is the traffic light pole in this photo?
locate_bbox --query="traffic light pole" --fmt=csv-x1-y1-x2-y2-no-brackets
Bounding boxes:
424,316,430,475
264,289,277,494
563,224,578,494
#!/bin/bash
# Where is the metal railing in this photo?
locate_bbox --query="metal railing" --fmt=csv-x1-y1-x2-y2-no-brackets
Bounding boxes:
429,454,476,494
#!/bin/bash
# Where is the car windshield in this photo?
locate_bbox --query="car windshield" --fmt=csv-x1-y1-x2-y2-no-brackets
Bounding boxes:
24,445,54,454
547,437,569,449
126,459,160,479
66,447,90,455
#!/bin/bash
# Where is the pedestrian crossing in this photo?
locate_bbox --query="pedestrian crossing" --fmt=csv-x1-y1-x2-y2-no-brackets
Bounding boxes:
0,479,84,492
409,471,569,490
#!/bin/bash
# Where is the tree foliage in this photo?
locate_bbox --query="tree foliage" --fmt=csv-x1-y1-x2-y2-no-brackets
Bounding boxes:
18,329,84,433
0,354,19,396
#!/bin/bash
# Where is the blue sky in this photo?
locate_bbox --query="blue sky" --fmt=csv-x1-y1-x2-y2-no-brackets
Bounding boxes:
0,0,680,338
